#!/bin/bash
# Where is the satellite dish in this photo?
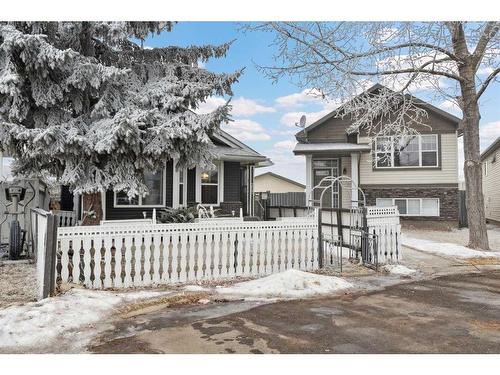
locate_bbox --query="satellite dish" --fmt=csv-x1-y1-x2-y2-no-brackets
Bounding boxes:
296,115,307,128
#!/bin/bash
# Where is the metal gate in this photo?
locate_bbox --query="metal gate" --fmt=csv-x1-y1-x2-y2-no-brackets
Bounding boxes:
312,175,379,272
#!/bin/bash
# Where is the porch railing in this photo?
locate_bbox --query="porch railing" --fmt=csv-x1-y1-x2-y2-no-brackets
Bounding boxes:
51,210,78,227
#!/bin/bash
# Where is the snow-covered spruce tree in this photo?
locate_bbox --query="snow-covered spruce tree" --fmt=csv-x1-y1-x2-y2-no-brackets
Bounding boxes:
0,22,240,222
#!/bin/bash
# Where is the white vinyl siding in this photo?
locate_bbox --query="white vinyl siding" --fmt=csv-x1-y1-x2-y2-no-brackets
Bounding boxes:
483,149,500,222
359,133,459,185
376,197,440,217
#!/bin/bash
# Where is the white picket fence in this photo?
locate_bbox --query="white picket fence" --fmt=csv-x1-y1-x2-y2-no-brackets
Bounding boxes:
56,219,319,289
365,206,402,263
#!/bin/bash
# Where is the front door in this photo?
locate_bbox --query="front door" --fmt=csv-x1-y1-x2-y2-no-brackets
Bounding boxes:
312,159,339,208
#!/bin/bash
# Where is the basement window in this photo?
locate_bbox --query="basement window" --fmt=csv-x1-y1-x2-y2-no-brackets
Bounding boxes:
376,197,440,217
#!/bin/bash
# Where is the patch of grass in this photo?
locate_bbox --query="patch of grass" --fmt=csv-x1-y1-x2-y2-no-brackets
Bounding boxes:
118,291,212,318
466,258,500,266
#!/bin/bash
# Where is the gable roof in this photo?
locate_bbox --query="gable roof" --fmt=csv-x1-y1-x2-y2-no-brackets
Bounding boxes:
481,136,500,161
255,172,306,189
211,129,272,166
295,83,461,140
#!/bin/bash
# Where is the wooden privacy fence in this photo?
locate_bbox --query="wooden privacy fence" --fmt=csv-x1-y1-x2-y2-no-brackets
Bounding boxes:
268,192,306,207
56,219,319,289
268,206,311,219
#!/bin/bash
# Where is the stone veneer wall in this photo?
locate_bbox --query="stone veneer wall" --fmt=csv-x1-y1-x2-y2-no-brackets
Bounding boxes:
361,185,459,222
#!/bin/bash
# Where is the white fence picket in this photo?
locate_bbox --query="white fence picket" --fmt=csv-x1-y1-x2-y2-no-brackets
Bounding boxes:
133,235,143,287
143,234,152,285
103,236,113,288
56,218,319,289
123,237,133,287
82,238,92,288
71,238,81,284
114,238,123,288
60,239,70,284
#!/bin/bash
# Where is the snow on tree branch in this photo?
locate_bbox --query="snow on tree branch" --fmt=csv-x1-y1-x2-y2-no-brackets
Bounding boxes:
0,22,241,198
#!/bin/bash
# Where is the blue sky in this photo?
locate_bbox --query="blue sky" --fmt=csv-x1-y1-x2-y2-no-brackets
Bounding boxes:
145,22,500,184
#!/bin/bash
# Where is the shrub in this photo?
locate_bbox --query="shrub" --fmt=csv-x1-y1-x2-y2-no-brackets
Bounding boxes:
156,206,198,224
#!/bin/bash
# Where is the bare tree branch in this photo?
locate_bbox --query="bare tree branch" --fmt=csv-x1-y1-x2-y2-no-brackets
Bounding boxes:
476,66,500,99
472,22,500,66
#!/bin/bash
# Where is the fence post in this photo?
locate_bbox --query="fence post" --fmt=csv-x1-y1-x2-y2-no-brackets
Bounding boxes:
317,208,323,268
336,209,343,244
40,213,58,299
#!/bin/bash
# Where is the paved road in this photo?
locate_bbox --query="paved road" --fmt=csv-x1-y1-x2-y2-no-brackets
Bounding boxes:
89,270,500,353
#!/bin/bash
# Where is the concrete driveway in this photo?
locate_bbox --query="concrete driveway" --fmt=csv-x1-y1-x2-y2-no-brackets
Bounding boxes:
89,270,500,354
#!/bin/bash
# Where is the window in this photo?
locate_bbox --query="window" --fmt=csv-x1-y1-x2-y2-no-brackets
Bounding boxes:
375,135,438,168
394,137,419,167
422,199,440,216
1,155,14,181
376,198,440,217
201,167,219,205
421,135,438,166
375,137,392,168
394,199,407,215
484,161,488,176
114,169,165,207
376,198,393,207
312,159,339,208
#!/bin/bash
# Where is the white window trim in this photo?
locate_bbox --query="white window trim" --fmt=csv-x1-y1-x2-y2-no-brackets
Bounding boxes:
375,134,439,169
180,168,188,207
172,161,188,209
114,167,167,208
376,197,440,217
484,160,489,176
198,162,222,206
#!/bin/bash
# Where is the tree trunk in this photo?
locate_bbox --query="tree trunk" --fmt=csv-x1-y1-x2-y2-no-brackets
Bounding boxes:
460,79,490,250
81,192,103,226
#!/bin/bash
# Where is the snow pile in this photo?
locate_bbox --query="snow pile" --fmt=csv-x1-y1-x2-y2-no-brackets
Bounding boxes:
217,270,352,299
383,264,417,276
402,235,500,259
0,288,171,351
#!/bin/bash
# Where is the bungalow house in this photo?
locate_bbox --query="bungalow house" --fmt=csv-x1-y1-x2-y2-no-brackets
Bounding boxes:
254,172,305,194
481,136,500,224
58,129,270,222
293,84,461,225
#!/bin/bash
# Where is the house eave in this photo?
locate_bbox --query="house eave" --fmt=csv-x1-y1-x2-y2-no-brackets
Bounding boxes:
481,136,500,161
293,143,371,155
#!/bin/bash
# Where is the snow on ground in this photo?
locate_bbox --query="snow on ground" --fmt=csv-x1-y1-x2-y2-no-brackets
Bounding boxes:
403,225,500,251
216,269,352,299
402,235,500,259
0,288,172,352
383,264,417,276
